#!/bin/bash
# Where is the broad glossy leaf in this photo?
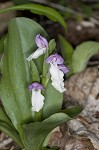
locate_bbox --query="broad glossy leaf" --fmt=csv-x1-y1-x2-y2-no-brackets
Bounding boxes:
59,35,74,76
0,4,66,30
48,39,56,54
72,41,99,73
30,61,40,82
43,80,63,119
24,113,71,150
0,17,48,131
0,36,5,55
0,36,5,63
0,122,23,148
59,35,73,65
0,107,15,129
61,106,83,118
0,108,23,146
43,106,83,147
42,48,49,79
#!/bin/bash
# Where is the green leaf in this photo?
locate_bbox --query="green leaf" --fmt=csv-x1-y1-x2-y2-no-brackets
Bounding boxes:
61,106,83,118
43,106,83,147
0,36,5,55
0,4,66,30
35,55,45,75
42,51,49,87
0,36,6,63
59,35,74,76
48,39,56,54
24,113,71,150
72,41,99,73
0,107,23,147
0,107,15,129
0,17,48,132
0,122,23,148
43,80,63,119
59,35,73,65
30,61,40,82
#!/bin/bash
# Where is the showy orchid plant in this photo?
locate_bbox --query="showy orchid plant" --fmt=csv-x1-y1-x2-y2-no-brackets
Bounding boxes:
0,17,82,150
27,35,69,112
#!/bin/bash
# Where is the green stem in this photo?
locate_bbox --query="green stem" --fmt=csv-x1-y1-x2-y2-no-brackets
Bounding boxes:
34,111,42,122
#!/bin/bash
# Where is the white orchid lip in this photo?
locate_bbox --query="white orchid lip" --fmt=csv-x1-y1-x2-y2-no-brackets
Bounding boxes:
52,81,66,93
49,63,66,93
27,34,48,61
29,82,45,112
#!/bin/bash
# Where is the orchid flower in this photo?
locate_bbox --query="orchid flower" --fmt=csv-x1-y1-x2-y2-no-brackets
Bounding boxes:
27,34,48,61
46,54,69,93
58,64,70,74
29,82,45,112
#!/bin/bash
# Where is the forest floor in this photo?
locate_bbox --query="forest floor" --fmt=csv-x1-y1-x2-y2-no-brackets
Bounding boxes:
0,0,99,149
